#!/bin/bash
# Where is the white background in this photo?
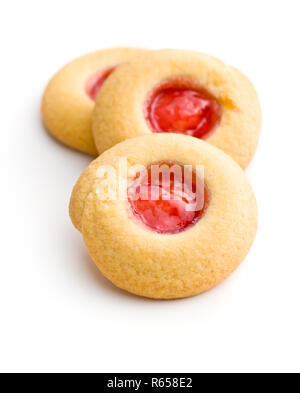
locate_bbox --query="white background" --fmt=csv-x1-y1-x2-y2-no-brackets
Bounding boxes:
1,0,300,373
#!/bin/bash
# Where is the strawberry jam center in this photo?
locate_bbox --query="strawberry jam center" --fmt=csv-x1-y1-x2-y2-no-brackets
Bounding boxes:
146,81,222,139
127,161,209,234
86,67,116,101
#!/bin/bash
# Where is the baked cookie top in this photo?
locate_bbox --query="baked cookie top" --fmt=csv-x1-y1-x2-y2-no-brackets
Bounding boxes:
70,134,257,299
92,49,261,168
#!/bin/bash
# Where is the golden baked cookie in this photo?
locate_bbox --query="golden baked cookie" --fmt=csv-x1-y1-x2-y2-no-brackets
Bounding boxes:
92,50,261,168
70,134,257,299
42,48,145,155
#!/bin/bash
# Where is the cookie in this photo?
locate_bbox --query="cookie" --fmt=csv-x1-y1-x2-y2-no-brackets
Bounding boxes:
92,50,261,168
42,48,145,155
70,134,257,299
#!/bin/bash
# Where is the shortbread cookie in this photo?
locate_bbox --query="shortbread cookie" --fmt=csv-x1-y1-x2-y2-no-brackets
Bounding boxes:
70,134,257,299
92,50,261,168
42,48,145,155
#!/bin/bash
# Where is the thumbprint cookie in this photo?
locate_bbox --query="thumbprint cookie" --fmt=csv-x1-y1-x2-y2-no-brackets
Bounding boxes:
69,134,257,299
92,50,261,168
42,48,145,155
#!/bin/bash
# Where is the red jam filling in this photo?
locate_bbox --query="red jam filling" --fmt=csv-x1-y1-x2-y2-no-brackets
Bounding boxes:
127,161,209,234
86,67,116,101
146,81,222,139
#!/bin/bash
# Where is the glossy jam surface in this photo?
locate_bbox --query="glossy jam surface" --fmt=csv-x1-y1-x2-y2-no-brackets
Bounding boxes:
128,162,209,234
146,82,222,139
86,67,116,101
